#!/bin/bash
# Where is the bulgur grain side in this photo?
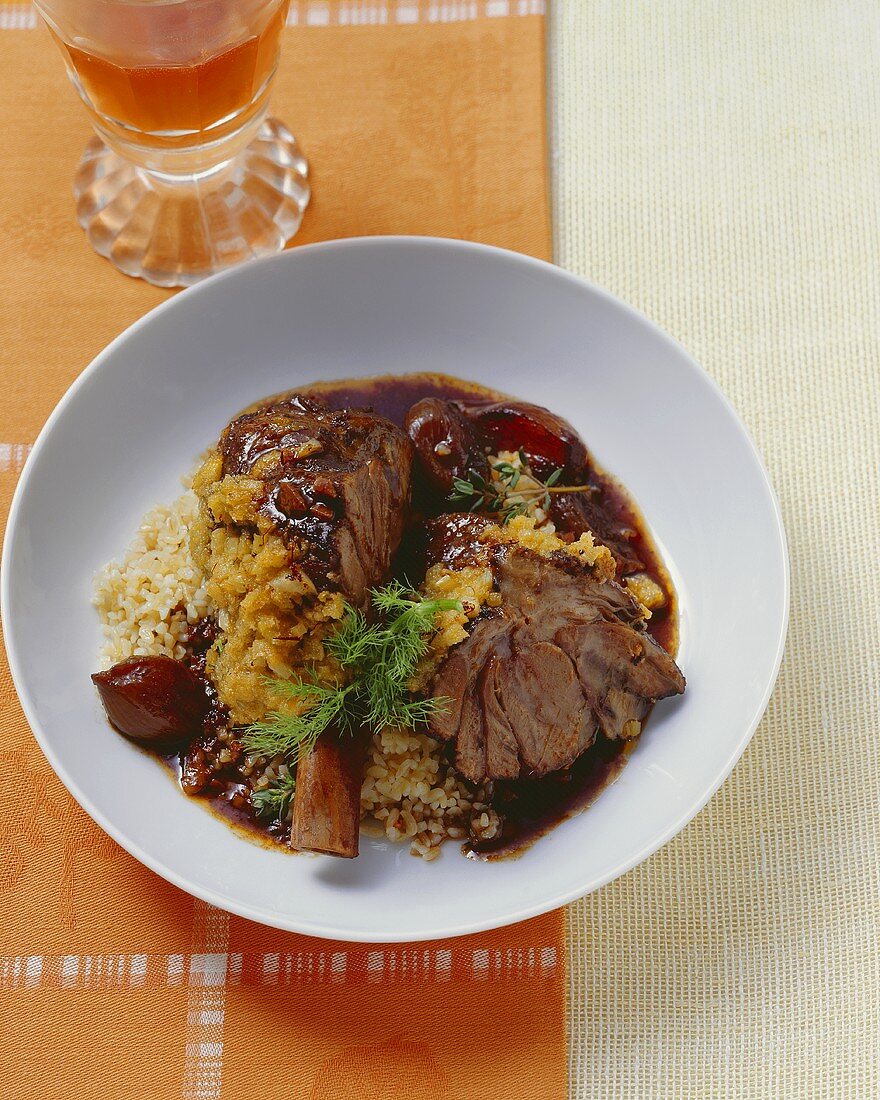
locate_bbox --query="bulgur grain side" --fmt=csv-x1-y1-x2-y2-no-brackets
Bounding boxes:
93,490,210,668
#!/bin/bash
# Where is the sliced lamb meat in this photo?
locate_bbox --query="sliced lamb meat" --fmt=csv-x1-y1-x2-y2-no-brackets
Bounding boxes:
427,536,684,783
404,397,490,496
220,393,412,606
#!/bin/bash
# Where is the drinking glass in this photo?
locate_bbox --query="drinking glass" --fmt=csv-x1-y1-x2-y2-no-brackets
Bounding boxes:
34,0,310,287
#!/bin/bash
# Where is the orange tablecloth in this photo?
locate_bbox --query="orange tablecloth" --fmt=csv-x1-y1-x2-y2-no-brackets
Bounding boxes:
0,3,562,1097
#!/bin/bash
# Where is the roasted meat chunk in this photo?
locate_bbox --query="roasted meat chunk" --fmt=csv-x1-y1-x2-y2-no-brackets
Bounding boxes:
549,490,645,577
220,393,412,605
425,519,684,783
193,392,415,857
192,393,413,724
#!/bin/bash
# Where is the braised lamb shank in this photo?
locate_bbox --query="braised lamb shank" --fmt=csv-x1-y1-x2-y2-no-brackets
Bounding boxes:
221,393,413,857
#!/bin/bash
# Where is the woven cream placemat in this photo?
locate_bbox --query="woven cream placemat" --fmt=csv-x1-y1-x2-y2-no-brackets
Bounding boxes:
550,3,880,1096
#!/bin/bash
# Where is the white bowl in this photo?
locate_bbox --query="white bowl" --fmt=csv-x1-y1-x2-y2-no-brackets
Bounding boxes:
1,238,788,942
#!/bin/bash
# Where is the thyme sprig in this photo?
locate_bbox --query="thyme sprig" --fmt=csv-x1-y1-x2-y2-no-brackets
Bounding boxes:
449,450,585,524
240,584,462,766
251,771,297,822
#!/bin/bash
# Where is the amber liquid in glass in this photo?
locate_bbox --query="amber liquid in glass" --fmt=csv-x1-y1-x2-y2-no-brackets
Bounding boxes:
51,1,287,138
34,0,308,287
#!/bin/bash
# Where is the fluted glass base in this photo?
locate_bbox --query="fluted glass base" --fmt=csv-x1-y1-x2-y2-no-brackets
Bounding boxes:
73,118,310,288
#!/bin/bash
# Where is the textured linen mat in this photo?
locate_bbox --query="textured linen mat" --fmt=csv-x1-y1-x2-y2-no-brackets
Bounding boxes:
0,5,562,1098
551,2,880,1097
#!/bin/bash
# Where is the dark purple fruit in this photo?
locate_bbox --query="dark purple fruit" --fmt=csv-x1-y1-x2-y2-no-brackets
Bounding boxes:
405,397,489,494
92,656,211,749
460,400,590,480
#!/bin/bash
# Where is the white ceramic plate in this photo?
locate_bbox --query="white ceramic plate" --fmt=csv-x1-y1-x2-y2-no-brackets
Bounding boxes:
2,238,788,942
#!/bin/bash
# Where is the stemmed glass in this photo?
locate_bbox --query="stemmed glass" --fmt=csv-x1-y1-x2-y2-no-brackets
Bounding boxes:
34,0,310,287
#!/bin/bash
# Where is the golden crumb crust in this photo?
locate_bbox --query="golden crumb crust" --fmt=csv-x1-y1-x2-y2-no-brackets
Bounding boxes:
190,449,345,725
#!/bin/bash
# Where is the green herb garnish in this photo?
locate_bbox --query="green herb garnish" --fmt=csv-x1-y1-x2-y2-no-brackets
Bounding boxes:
240,584,462,763
449,451,588,524
243,675,358,757
360,581,461,730
251,771,297,822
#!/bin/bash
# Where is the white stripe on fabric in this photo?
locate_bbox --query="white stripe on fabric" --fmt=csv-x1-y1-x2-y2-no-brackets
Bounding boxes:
541,944,558,972
304,1,331,24
0,6,37,30
129,953,148,987
181,901,230,1100
61,955,79,987
0,442,31,472
25,955,43,987
286,0,544,24
395,2,420,23
0,944,559,990
338,1,388,23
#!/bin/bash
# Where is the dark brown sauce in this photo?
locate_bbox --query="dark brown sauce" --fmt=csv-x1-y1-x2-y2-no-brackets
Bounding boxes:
142,372,679,858
467,737,632,860
155,751,291,850
591,470,678,655
300,372,493,428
